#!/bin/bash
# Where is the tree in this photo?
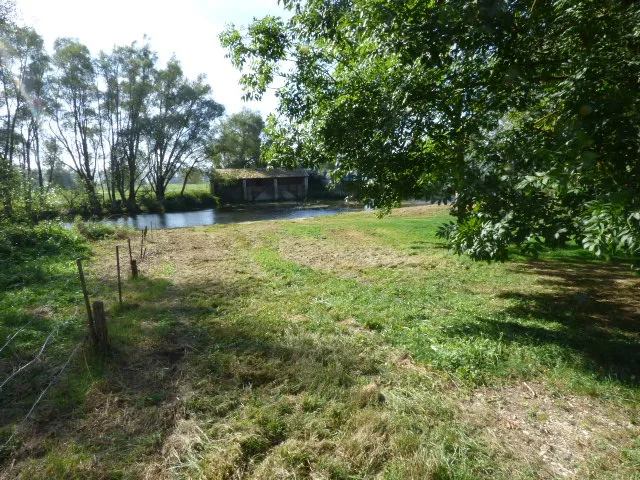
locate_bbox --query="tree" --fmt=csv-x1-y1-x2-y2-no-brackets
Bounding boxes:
49,38,102,215
42,137,61,189
0,21,48,217
0,0,13,218
97,42,156,212
146,58,224,200
211,109,265,168
221,0,640,261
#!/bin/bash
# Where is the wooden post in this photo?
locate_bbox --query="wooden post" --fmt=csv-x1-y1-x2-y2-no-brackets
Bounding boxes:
127,238,133,263
76,259,97,344
116,246,122,306
92,301,108,352
304,176,309,200
274,178,278,201
243,179,248,202
131,259,138,279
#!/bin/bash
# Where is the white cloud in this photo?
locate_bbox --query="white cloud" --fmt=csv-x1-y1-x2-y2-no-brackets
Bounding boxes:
15,0,288,117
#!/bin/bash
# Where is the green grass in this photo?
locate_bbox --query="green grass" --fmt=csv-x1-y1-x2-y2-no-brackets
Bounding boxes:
1,206,639,479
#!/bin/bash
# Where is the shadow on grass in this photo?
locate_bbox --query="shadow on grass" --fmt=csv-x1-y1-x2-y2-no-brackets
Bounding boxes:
1,269,378,476
456,259,639,385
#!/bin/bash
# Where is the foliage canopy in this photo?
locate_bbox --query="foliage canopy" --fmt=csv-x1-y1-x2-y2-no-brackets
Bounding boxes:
222,0,640,261
210,109,265,169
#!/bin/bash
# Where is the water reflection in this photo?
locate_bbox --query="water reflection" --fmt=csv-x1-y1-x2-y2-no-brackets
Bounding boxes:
103,204,362,230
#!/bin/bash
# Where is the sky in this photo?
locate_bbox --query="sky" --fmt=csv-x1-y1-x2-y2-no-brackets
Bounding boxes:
14,0,288,117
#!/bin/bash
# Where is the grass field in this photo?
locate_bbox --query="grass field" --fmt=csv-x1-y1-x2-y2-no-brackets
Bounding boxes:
1,206,639,479
108,182,211,196
137,183,211,196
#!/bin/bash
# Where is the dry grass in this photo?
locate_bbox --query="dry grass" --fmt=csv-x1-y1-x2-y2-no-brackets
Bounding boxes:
464,382,638,478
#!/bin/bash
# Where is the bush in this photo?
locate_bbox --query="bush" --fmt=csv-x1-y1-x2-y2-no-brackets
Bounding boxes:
0,221,86,257
163,191,219,212
580,202,640,261
437,214,511,261
73,217,118,240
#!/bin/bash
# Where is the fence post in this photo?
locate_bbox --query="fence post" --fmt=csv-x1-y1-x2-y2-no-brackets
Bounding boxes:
131,259,138,279
92,301,108,352
140,227,147,259
76,259,97,344
116,246,123,306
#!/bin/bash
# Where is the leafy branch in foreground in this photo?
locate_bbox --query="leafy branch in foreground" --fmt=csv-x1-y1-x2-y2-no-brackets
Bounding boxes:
221,0,640,261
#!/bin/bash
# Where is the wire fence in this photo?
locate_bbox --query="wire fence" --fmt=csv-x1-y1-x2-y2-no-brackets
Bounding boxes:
0,339,84,452
0,226,159,454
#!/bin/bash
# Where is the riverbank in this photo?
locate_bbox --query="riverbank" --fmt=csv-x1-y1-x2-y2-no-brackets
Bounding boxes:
1,205,638,478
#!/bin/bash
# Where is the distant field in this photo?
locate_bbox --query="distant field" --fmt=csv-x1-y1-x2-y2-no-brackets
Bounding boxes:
1,206,638,478
162,183,211,194
109,182,212,199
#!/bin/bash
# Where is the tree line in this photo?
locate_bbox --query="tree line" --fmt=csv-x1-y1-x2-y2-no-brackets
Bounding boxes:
222,0,640,261
0,5,225,217
0,3,267,220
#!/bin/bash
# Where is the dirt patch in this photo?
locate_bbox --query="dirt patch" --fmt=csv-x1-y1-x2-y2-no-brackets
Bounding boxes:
463,383,639,478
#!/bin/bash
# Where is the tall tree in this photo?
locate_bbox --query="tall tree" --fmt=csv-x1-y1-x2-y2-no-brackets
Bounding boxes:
97,42,156,211
0,22,48,216
146,59,224,200
211,109,265,168
222,0,640,261
0,0,13,217
49,38,102,214
19,27,49,196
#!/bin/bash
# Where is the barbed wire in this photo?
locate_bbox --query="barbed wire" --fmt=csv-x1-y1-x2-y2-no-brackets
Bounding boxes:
0,307,78,361
0,328,56,392
0,340,85,453
0,318,35,356
0,311,77,392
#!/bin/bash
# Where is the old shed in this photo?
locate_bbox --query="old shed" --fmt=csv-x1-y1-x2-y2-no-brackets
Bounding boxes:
211,168,309,202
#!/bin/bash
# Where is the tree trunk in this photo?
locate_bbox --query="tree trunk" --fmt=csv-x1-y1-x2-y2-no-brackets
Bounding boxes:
0,158,13,217
84,179,102,215
155,176,166,201
126,173,137,213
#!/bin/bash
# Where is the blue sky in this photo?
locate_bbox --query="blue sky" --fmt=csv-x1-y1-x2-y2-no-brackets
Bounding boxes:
15,0,288,117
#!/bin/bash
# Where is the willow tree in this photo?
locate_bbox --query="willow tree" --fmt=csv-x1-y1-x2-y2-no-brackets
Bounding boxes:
97,42,156,211
146,59,224,200
211,109,265,168
50,38,102,214
222,0,640,261
0,21,48,216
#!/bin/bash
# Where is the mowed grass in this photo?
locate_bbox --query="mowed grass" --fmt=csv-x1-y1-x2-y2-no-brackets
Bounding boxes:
1,206,639,479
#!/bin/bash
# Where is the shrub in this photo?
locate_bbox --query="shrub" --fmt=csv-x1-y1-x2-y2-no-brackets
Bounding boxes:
163,191,219,212
437,214,511,261
0,221,86,257
580,202,640,261
137,191,164,213
73,217,117,240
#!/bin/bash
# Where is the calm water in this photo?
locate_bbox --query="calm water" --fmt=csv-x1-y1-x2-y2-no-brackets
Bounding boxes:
101,204,363,230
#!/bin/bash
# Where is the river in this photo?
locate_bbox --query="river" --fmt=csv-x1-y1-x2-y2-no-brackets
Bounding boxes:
101,203,363,230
